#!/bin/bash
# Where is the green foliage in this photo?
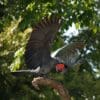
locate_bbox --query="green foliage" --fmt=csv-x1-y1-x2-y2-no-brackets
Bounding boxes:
0,0,100,100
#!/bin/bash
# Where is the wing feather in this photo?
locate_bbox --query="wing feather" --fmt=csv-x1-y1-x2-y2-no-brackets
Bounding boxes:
55,42,85,67
25,15,61,69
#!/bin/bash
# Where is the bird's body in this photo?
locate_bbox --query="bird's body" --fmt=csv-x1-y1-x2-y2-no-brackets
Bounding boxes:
24,15,61,74
12,15,85,75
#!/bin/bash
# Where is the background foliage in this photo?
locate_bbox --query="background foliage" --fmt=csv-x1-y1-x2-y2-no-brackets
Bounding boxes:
0,0,100,100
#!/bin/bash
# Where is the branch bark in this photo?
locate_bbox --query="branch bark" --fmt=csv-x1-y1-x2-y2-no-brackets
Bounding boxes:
32,77,71,100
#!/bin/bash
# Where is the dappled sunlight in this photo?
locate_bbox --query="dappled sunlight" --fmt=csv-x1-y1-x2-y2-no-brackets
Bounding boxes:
0,0,99,100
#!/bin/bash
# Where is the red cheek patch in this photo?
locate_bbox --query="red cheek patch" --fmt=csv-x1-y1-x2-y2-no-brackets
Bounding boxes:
56,63,65,72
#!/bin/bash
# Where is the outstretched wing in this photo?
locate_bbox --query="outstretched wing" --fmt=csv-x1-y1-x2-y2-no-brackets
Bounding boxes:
55,42,84,67
25,15,61,69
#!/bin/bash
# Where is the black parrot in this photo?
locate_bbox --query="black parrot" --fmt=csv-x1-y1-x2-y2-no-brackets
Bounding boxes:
12,15,84,75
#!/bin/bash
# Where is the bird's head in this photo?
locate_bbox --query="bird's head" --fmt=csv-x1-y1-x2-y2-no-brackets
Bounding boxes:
55,63,68,73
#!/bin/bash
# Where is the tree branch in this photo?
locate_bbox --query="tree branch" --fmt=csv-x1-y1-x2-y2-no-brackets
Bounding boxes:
32,77,71,100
